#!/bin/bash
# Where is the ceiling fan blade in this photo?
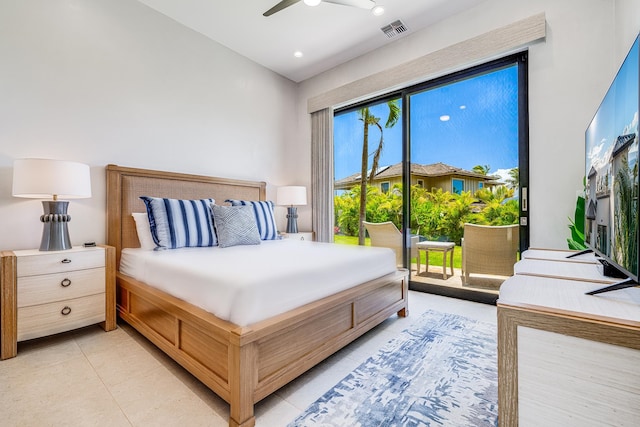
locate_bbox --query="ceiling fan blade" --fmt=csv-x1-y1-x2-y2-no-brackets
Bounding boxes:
323,0,376,9
263,0,302,17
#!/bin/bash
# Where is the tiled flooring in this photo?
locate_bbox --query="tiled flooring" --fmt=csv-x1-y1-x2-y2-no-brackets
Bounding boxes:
0,291,496,426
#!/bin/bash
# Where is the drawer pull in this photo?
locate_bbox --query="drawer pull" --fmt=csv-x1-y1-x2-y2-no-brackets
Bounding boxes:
60,278,72,287
61,259,72,264
61,306,72,316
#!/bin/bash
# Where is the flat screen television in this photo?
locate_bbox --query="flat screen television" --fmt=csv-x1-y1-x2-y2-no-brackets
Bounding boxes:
582,33,639,295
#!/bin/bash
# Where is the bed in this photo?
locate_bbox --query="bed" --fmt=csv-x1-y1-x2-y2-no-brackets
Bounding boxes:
105,164,409,427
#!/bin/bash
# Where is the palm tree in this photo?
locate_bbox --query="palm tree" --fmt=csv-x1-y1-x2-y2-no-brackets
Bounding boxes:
357,100,401,245
506,167,519,189
472,164,491,175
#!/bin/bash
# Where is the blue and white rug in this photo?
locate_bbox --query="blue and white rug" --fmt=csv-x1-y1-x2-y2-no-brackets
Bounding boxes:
288,310,498,427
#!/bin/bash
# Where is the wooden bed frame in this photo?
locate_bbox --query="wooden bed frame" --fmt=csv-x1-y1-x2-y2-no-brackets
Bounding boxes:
105,164,409,427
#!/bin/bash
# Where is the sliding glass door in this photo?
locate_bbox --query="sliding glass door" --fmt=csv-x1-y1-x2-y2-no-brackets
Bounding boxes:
407,55,527,302
333,53,528,303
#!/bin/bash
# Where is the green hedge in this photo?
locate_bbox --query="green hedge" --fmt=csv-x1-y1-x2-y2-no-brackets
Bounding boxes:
334,184,519,245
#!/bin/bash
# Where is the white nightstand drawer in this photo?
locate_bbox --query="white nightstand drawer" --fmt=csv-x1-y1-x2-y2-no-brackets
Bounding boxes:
17,268,105,308
17,293,106,341
16,247,105,277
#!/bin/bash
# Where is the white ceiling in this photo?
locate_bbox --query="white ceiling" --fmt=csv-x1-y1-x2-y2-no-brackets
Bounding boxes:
136,0,486,82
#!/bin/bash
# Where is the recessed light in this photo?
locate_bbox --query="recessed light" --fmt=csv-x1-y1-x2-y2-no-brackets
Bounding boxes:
294,51,304,58
304,0,322,6
440,115,450,122
372,5,385,16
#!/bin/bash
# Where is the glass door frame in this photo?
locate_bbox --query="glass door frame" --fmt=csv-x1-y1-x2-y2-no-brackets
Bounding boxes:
334,52,529,304
401,52,529,304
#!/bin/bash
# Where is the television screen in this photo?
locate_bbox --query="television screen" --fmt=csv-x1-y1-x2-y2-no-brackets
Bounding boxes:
584,34,639,282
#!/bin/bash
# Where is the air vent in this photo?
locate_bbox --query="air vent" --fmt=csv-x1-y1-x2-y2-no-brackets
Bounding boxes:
381,20,409,38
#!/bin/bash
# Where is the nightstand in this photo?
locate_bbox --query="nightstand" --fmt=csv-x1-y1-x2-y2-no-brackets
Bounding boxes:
280,232,315,241
0,245,116,360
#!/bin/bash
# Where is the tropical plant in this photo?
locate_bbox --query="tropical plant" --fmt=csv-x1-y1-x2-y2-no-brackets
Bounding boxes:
480,198,520,226
335,182,519,245
506,167,519,189
612,163,638,273
567,196,586,251
474,186,514,203
472,164,491,175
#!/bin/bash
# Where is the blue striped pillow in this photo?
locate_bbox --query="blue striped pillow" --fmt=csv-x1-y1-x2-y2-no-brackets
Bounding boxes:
225,199,278,240
141,197,217,249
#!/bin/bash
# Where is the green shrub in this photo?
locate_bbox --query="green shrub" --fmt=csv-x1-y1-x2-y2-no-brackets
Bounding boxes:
335,183,518,243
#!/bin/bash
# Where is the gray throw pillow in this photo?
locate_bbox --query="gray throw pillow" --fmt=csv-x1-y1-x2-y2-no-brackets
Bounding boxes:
212,204,261,248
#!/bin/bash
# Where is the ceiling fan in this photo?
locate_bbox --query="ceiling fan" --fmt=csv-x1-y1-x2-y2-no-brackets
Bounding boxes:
263,0,377,17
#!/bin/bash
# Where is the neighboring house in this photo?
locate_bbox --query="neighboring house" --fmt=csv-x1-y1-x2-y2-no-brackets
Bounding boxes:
585,133,637,256
334,162,502,194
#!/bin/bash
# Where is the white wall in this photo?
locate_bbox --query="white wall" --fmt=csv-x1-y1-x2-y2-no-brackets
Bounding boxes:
615,0,640,60
295,0,639,249
0,0,298,251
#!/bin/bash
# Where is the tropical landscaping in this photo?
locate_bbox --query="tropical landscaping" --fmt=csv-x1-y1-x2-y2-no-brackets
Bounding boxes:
334,182,519,268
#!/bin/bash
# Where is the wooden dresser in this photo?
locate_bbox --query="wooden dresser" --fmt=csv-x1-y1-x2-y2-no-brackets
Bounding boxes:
497,250,640,426
0,245,116,360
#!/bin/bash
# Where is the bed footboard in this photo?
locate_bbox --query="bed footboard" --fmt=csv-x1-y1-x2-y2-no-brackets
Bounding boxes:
116,269,408,427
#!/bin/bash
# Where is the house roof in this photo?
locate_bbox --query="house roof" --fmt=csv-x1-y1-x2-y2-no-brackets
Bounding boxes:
335,162,501,187
612,133,636,158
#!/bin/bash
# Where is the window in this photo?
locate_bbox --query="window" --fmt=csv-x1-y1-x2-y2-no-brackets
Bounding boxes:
478,182,484,190
417,179,424,188
380,181,390,193
452,179,464,195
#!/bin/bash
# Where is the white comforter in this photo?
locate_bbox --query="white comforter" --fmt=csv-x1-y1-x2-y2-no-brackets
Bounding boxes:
119,239,397,326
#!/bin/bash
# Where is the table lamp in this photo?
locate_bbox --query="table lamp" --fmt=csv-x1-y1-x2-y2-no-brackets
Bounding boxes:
276,186,307,234
12,159,92,251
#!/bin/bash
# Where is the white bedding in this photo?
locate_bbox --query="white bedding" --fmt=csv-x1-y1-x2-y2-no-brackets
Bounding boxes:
119,239,397,326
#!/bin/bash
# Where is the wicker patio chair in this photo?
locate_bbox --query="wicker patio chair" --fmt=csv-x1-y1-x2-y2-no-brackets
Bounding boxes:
363,221,418,268
461,223,519,285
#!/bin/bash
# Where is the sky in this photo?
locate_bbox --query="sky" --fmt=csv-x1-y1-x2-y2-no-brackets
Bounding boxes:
334,65,520,183
585,35,639,178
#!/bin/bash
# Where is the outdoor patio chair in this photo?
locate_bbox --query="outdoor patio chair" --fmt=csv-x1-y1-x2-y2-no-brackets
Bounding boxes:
461,223,519,285
363,221,419,269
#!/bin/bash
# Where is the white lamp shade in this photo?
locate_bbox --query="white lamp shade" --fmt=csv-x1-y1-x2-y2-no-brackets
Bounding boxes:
277,186,307,206
12,158,92,199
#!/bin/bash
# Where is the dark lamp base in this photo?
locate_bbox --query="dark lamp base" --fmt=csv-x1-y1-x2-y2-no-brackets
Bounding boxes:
39,200,72,251
286,206,299,234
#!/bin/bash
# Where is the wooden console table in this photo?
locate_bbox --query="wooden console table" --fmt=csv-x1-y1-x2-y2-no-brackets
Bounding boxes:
497,251,640,426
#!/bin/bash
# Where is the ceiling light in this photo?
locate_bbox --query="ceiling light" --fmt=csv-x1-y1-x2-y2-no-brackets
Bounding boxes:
304,0,322,6
372,5,385,16
294,51,303,58
440,115,450,122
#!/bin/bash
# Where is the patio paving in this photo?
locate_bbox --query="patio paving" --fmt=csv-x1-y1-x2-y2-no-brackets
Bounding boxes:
410,264,503,295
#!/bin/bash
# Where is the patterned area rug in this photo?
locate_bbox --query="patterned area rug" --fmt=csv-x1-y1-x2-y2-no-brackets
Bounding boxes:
288,310,498,427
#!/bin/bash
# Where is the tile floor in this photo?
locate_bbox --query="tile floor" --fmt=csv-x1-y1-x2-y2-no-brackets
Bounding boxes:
0,291,496,426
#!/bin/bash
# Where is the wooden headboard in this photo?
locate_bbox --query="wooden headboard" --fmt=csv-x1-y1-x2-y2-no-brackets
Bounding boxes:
105,164,266,267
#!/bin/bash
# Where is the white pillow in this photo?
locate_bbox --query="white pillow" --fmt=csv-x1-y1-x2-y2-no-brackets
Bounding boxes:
132,212,157,250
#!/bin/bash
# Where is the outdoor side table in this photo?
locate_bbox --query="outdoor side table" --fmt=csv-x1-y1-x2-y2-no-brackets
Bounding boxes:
416,241,455,279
